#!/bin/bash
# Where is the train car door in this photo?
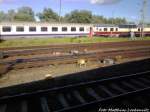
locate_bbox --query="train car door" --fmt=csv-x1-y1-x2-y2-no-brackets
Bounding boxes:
89,27,93,38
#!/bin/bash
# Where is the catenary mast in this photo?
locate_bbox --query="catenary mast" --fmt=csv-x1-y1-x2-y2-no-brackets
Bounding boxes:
141,0,147,38
59,0,62,23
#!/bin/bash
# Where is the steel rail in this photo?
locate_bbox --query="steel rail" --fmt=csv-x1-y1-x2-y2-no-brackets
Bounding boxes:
0,71,150,112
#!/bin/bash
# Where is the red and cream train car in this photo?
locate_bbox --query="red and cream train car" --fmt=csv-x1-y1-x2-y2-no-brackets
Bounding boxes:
93,24,150,37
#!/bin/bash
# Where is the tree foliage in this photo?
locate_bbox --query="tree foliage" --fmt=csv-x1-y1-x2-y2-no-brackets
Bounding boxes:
0,7,35,22
6,9,16,21
92,15,127,24
64,10,92,23
92,15,107,24
0,7,129,24
37,8,59,22
147,23,150,26
14,7,35,21
0,11,7,22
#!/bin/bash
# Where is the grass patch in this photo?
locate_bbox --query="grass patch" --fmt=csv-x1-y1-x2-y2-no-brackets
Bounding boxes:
0,37,150,48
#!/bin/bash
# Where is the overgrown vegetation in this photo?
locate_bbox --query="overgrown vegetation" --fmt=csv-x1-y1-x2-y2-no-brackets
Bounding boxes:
0,37,150,48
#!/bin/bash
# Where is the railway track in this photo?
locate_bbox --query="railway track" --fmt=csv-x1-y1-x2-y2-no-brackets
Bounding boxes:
1,46,150,62
0,71,150,112
99,88,150,108
1,40,150,58
0,47,150,69
0,47,149,76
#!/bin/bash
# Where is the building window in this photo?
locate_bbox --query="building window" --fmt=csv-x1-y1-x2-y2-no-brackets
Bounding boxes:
104,28,107,31
62,27,67,32
16,27,24,32
29,27,36,32
71,27,76,32
2,26,11,32
52,27,58,32
41,27,48,32
79,27,84,32
110,28,114,31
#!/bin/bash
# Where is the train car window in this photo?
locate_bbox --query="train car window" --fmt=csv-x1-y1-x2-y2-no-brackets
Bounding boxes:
99,29,102,31
130,25,137,28
41,27,48,32
104,28,107,31
29,27,36,32
110,28,114,31
16,27,24,32
52,27,58,32
71,27,76,32
116,28,118,31
2,26,11,32
79,27,84,32
62,27,67,32
119,25,137,29
96,28,98,31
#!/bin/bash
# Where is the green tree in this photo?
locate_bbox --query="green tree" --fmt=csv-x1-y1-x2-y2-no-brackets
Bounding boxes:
64,10,92,23
0,11,7,22
112,17,127,24
91,15,127,24
6,9,16,21
92,15,107,24
146,23,150,26
37,8,59,22
14,7,35,21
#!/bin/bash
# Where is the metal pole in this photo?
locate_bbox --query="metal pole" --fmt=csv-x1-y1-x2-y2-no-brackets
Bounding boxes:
59,0,62,23
141,0,147,38
0,22,1,42
112,11,114,25
111,11,114,37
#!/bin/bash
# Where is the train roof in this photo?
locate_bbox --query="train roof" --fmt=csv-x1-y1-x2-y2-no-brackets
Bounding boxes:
0,22,93,26
94,24,118,27
137,24,150,28
118,24,137,28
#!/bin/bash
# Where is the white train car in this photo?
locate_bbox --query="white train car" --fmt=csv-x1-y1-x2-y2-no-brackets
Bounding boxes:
0,22,92,39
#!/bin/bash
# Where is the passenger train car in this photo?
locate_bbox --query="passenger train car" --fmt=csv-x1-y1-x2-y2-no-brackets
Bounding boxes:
94,24,150,37
0,22,150,39
0,22,92,39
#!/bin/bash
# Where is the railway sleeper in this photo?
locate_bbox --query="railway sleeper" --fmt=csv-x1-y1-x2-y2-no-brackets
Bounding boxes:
0,72,150,112
50,74,150,111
